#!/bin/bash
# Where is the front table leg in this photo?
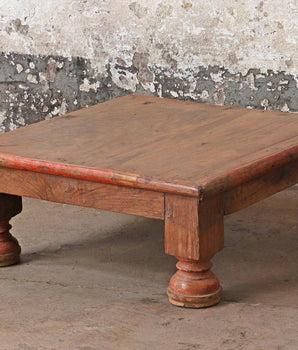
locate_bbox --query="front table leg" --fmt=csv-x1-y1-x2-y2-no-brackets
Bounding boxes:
167,258,221,308
0,193,22,267
165,194,224,308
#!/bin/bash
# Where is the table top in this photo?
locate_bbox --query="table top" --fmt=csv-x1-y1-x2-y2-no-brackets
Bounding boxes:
0,95,297,197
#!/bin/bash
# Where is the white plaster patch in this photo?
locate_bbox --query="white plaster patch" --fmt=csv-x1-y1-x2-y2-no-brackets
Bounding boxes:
9,122,17,131
27,74,38,84
157,84,162,97
246,73,258,91
200,90,209,100
184,92,199,100
16,63,23,73
51,107,60,116
170,91,179,98
16,116,25,125
18,84,29,90
57,61,64,69
110,67,138,92
59,99,67,115
141,82,155,93
267,81,275,92
210,71,225,83
188,80,196,93
79,78,100,92
0,111,7,125
39,72,49,92
261,98,269,110
281,103,290,112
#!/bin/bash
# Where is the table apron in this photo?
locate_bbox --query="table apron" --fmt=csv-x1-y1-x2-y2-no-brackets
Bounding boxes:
0,167,165,220
223,159,298,215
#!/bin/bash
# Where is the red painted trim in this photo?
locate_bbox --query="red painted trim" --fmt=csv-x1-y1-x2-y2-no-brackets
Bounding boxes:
0,153,199,197
0,144,297,198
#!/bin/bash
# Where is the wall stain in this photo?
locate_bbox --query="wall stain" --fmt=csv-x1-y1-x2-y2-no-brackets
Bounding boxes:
156,3,173,18
132,53,154,85
6,19,29,35
129,2,148,19
182,1,193,10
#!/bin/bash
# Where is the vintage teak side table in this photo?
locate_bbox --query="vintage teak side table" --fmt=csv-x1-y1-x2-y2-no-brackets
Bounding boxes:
0,95,297,308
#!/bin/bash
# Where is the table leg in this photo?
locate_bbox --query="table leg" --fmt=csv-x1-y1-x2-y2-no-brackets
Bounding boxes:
167,258,221,308
165,194,224,308
0,194,22,267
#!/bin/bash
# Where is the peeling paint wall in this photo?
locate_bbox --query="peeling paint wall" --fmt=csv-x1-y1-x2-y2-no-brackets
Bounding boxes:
0,0,297,130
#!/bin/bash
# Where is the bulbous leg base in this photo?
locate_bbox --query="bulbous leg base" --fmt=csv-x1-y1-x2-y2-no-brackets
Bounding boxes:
167,258,222,308
0,220,21,267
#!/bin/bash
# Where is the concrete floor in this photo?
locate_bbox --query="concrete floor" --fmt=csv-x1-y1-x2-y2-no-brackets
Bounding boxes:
0,187,297,350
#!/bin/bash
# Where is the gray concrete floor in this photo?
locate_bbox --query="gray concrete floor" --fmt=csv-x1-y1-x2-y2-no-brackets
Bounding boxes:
0,187,297,350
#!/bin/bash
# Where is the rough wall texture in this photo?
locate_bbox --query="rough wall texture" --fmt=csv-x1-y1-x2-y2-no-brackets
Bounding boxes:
0,0,297,131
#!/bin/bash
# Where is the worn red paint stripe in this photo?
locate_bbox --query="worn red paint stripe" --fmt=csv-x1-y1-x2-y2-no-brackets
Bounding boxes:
0,153,199,197
1,145,296,198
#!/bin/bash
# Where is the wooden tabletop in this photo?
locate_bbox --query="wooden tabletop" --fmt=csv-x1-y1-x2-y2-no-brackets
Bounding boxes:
0,95,297,197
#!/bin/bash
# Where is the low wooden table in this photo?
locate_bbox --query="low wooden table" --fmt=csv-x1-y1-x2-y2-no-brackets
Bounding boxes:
0,95,297,308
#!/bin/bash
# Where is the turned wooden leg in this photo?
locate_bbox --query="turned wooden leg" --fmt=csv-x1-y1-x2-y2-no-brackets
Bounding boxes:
167,258,221,308
165,194,224,308
0,194,22,267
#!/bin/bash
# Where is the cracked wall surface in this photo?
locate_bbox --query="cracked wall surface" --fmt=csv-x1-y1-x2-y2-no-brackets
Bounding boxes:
0,0,297,130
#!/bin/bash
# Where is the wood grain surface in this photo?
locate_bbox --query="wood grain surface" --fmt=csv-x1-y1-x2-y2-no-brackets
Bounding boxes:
224,159,298,214
165,194,200,259
0,95,297,197
165,194,223,260
0,167,164,219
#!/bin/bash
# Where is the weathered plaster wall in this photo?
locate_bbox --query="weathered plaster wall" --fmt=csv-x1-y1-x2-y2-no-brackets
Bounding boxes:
0,0,297,130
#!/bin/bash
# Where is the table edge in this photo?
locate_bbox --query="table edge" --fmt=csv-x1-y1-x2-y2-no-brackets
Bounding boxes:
0,153,199,197
200,144,298,197
0,144,297,199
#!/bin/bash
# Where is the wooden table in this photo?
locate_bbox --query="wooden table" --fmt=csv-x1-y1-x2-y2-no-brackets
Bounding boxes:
0,95,297,308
